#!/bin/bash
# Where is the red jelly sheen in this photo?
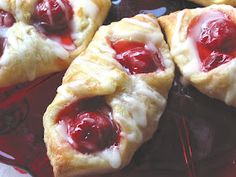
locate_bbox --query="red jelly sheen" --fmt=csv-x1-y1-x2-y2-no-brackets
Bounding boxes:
0,9,15,57
0,9,16,27
111,40,165,74
188,10,236,72
33,0,73,33
57,97,120,154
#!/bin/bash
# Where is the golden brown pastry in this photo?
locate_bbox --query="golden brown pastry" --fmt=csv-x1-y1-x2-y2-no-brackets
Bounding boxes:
188,0,236,6
43,14,174,177
0,0,111,88
159,4,236,107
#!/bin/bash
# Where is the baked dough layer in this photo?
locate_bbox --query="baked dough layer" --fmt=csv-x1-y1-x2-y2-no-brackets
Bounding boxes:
159,4,236,107
0,0,111,88
188,0,236,6
43,14,174,177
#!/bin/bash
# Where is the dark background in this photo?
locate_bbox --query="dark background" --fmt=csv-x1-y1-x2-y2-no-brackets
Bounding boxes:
1,1,236,177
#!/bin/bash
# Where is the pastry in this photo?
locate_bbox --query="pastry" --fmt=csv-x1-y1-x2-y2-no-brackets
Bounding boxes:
43,14,174,177
0,0,111,88
188,0,236,6
159,4,236,107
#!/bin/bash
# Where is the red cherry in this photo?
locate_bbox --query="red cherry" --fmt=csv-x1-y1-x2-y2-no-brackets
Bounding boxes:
202,51,233,72
33,0,73,33
111,40,164,74
188,10,236,71
67,111,119,153
111,40,145,54
0,9,16,27
57,97,120,154
196,44,233,71
199,14,236,52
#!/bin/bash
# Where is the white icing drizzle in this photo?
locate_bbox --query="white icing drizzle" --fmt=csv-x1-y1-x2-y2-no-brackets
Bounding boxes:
124,131,142,142
126,77,164,127
45,38,70,59
55,121,74,145
112,108,143,143
111,17,162,45
0,22,69,81
124,96,147,127
123,16,157,30
15,0,26,21
171,11,184,49
180,38,201,76
57,58,123,101
70,0,99,42
163,58,173,68
57,85,74,100
70,0,98,19
98,146,121,169
0,1,9,11
171,11,201,78
145,41,172,69
67,58,119,82
45,0,53,26
57,0,69,21
111,77,165,142
0,27,8,38
139,14,159,24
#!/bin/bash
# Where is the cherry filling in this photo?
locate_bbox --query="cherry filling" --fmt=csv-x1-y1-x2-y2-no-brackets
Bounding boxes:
0,9,15,57
0,10,15,27
188,10,236,72
111,40,165,74
57,97,120,154
33,0,73,32
32,0,75,49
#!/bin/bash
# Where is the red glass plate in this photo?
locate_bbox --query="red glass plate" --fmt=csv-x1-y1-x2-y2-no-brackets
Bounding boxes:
1,1,236,177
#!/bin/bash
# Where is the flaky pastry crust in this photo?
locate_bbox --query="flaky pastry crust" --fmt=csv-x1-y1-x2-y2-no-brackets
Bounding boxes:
188,0,236,6
159,4,236,107
43,14,174,177
0,0,111,88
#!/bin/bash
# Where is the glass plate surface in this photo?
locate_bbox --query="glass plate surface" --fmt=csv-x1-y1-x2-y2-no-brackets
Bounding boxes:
1,1,236,177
